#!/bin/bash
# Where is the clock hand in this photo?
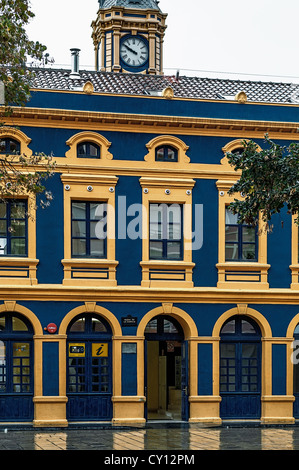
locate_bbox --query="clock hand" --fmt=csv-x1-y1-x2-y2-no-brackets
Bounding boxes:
124,44,138,55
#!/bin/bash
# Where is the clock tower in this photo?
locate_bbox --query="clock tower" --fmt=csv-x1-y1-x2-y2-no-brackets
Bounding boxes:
92,0,167,75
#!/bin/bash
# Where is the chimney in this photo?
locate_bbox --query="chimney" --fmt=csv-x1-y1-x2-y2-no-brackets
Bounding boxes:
70,48,81,78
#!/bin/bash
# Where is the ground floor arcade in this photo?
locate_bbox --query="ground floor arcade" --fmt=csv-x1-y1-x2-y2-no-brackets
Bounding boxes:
0,300,298,427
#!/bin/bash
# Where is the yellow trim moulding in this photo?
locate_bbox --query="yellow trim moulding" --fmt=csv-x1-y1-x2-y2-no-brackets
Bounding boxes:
5,106,299,140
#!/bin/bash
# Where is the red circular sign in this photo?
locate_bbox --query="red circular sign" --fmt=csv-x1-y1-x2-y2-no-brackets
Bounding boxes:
46,323,57,334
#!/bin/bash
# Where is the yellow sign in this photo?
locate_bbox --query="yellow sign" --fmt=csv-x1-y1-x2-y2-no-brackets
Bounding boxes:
92,343,108,357
69,343,85,357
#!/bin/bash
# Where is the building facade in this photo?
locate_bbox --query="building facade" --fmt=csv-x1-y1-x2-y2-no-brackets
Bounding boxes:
1,0,299,427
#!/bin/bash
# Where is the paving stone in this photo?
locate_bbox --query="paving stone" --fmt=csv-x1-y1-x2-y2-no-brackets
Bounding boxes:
0,424,299,450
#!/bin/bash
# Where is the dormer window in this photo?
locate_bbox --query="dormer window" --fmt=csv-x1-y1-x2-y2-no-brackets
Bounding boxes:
77,142,101,159
155,145,178,162
0,138,20,155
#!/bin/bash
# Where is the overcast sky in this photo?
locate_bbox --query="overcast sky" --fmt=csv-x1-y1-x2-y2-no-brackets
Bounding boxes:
26,0,299,83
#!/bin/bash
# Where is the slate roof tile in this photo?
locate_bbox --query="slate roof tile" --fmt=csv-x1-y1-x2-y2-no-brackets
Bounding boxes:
28,67,299,105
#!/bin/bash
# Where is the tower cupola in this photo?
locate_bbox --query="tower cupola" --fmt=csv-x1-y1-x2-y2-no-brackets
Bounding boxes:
92,0,167,74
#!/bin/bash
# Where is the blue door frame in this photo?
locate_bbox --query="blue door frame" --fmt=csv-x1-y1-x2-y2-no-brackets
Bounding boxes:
0,313,34,422
220,316,262,419
66,314,113,421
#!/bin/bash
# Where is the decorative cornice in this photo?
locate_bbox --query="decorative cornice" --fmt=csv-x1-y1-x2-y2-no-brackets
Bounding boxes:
6,106,299,140
1,284,299,304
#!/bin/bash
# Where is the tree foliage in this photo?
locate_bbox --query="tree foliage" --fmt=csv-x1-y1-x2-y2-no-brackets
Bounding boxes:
0,0,47,110
226,135,299,230
0,0,55,205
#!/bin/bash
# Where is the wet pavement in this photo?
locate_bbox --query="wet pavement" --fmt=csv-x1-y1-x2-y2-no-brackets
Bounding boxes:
0,422,298,452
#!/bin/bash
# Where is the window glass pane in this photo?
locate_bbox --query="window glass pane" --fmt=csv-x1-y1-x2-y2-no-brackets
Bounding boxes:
294,324,299,335
225,225,238,242
90,202,106,220
231,147,244,155
220,343,235,358
90,221,103,238
225,208,238,225
69,318,85,332
150,204,163,239
90,239,105,257
243,226,256,243
167,241,181,259
225,243,239,260
11,202,26,219
167,148,176,161
10,221,25,237
150,222,162,239
163,319,179,333
89,144,100,157
77,143,87,156
242,244,256,260
0,140,6,153
13,343,30,358
149,241,163,259
12,317,28,331
242,344,258,359
0,203,6,218
11,238,26,255
167,204,181,224
168,223,181,240
0,238,7,255
241,320,257,334
72,202,86,219
221,320,236,334
156,148,164,161
0,220,6,236
167,205,181,239
150,204,163,224
72,239,86,256
72,221,86,238
9,140,20,154
145,319,157,333
92,318,107,332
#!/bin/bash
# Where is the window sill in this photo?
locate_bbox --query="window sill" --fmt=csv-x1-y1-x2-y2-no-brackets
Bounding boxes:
216,262,270,289
62,258,118,286
140,260,195,288
0,257,39,285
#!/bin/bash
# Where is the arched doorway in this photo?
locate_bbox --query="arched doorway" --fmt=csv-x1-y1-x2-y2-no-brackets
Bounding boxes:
0,312,34,421
144,315,188,421
66,313,113,421
220,315,262,419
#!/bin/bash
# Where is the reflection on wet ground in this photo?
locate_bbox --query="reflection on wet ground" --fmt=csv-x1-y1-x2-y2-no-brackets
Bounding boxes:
0,423,298,450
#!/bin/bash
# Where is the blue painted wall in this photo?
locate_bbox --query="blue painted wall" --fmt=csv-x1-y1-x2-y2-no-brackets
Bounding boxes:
35,173,64,284
27,90,299,123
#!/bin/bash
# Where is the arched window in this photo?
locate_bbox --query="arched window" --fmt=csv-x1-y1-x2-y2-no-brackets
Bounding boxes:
0,138,20,155
77,141,101,158
231,147,244,155
155,145,178,162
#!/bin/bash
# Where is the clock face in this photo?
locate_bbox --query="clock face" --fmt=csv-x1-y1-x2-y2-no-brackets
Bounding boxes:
120,36,149,67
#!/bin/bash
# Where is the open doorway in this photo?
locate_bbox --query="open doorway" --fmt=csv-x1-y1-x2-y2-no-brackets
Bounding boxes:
145,315,188,421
